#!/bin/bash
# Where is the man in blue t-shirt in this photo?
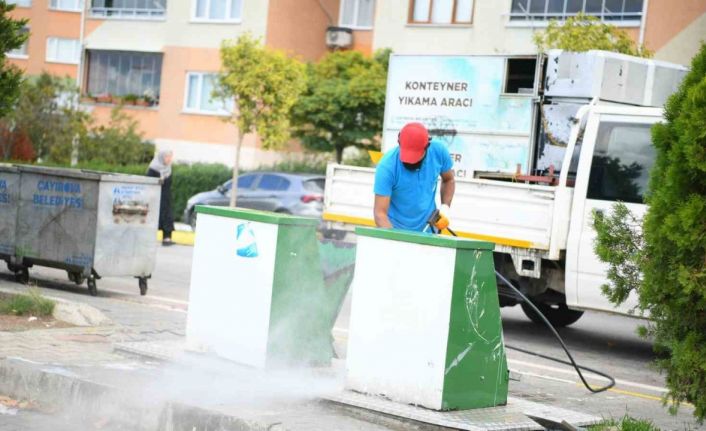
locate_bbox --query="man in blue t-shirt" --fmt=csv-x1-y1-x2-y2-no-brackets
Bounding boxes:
373,122,455,232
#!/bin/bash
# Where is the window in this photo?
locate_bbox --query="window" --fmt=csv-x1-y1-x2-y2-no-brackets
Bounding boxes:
509,0,643,22
410,0,473,24
90,0,167,19
193,0,242,22
340,0,375,29
7,27,29,58
587,122,654,204
86,50,163,103
46,38,80,64
504,58,536,94
7,0,32,7
50,0,83,11
303,179,325,192
184,72,234,115
257,175,290,192
237,175,256,189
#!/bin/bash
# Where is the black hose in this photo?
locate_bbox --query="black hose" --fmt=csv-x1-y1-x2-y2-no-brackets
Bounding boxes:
444,226,615,393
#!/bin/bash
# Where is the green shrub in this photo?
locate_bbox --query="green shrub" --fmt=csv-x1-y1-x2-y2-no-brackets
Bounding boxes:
593,44,706,420
590,415,660,431
171,163,232,218
79,107,154,165
0,288,55,317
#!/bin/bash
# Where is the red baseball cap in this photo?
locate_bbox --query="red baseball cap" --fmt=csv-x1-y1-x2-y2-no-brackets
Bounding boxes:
398,122,429,163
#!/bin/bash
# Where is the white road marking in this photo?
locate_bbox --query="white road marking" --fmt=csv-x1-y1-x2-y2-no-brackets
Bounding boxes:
507,358,668,393
510,369,577,385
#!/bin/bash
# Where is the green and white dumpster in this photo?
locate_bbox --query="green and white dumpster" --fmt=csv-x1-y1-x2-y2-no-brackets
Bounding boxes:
186,205,339,369
346,227,508,411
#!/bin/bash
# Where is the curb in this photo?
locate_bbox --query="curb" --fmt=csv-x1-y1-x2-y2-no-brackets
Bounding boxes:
0,358,269,431
0,286,112,327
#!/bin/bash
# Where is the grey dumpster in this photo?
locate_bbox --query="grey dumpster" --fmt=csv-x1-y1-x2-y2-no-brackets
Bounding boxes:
13,165,161,296
0,164,20,269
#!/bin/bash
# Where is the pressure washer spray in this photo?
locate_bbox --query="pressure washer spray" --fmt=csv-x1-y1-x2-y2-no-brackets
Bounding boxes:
426,209,615,394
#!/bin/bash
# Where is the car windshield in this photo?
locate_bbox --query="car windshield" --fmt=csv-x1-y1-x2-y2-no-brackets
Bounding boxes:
303,178,325,192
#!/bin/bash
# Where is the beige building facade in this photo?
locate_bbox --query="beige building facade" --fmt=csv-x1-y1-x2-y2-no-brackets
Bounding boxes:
5,0,705,167
7,0,375,167
373,0,706,63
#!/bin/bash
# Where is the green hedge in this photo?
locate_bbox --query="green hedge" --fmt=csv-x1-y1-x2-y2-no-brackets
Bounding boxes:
171,163,232,219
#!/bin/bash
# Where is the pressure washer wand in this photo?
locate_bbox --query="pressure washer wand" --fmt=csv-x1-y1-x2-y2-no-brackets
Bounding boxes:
426,214,615,394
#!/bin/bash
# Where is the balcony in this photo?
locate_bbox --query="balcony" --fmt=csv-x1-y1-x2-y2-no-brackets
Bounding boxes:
89,0,166,20
84,50,163,108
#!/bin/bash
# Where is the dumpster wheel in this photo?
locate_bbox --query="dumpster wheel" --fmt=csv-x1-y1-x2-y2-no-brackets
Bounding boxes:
68,271,86,286
14,267,29,285
138,277,148,296
87,277,98,296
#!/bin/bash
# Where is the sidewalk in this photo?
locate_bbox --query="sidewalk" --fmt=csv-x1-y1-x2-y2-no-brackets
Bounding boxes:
0,277,449,430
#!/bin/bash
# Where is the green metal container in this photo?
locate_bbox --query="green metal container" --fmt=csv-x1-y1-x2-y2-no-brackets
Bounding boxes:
346,227,509,411
186,206,350,368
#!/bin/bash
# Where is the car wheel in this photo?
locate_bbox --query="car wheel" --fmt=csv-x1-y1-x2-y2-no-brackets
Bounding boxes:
189,211,197,231
274,209,291,215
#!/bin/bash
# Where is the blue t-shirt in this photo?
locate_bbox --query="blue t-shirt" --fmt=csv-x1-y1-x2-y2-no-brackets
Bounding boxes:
374,140,454,232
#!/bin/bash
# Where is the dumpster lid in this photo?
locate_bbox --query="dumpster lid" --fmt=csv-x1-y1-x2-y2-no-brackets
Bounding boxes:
0,163,19,173
15,165,159,184
356,227,494,250
91,172,160,185
16,165,103,180
196,205,320,226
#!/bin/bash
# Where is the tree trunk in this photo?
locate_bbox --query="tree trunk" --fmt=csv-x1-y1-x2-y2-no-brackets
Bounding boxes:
335,145,344,164
229,129,245,208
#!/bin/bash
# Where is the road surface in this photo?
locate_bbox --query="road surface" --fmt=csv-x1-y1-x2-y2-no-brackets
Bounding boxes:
4,244,702,430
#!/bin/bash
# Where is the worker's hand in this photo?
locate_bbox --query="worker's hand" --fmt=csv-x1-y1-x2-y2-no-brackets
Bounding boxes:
434,204,451,231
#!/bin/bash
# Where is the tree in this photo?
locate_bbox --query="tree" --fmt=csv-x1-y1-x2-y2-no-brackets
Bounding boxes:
291,49,389,163
2,73,153,165
6,73,88,163
593,44,706,420
79,107,154,165
216,34,307,207
0,0,28,120
533,13,652,58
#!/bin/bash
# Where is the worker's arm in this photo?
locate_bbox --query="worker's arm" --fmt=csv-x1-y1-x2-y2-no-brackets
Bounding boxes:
440,169,455,207
374,195,393,228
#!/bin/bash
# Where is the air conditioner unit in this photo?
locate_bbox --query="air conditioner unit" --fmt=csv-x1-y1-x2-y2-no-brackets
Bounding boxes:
326,26,353,49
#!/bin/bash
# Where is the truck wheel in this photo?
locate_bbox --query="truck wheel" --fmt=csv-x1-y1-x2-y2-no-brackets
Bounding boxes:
139,278,148,296
520,301,584,328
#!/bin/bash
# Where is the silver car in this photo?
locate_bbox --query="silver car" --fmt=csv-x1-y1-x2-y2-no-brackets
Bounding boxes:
182,172,325,229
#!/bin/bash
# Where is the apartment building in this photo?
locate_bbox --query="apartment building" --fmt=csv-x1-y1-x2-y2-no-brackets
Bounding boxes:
6,0,375,167
373,0,706,64
5,0,705,167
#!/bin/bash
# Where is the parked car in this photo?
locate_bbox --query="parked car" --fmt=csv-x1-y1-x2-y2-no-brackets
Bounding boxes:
182,172,325,229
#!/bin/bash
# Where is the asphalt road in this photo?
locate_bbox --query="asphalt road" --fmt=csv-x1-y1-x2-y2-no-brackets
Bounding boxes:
7,243,704,430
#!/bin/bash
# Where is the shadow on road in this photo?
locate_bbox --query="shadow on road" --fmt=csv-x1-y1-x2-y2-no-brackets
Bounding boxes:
500,309,657,364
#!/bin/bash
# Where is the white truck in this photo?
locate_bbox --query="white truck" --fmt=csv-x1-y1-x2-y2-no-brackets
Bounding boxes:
323,50,687,326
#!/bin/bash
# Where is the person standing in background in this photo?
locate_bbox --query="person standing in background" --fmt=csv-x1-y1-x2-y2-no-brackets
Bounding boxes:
147,149,175,246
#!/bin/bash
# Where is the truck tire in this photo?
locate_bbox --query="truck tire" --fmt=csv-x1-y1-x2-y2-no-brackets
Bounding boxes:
520,301,584,328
